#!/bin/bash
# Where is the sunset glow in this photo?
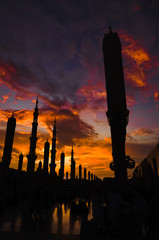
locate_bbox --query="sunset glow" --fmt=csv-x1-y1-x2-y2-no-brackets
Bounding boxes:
0,0,159,179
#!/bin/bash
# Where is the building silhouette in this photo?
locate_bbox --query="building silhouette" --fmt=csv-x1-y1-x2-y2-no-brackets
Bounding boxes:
103,27,130,182
59,151,65,180
70,146,75,180
79,164,82,180
2,113,16,169
18,153,23,171
84,168,86,180
50,119,57,175
43,139,50,174
27,97,39,173
133,143,159,182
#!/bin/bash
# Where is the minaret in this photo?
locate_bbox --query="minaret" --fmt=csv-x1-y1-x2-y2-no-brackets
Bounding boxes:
79,164,82,180
84,168,86,180
18,153,23,171
43,139,50,174
50,119,57,175
27,97,39,173
88,171,90,181
37,161,42,173
59,151,65,180
70,145,75,180
103,27,132,182
91,173,93,181
2,113,16,169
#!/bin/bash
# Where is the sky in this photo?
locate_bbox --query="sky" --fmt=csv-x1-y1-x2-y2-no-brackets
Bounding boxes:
0,0,159,179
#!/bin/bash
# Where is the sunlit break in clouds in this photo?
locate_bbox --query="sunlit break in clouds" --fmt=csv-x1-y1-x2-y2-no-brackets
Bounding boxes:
0,0,159,179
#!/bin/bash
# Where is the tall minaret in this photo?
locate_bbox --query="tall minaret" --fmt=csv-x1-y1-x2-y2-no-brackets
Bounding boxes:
88,171,90,181
103,27,131,182
84,168,87,180
18,153,23,171
27,97,39,173
70,145,75,180
59,151,65,180
2,113,16,169
43,139,50,174
50,119,57,175
79,164,82,180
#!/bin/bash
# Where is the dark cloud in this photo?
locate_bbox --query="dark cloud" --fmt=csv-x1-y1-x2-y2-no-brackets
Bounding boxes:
0,0,158,112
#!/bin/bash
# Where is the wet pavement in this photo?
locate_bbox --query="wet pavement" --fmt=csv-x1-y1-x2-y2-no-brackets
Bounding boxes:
0,201,92,238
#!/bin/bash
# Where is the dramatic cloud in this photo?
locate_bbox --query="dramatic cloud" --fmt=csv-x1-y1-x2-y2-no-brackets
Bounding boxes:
0,0,159,178
130,128,155,137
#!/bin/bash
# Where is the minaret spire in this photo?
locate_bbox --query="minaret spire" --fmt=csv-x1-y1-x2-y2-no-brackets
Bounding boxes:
27,97,39,173
71,145,73,158
36,96,38,106
109,25,112,33
50,118,57,175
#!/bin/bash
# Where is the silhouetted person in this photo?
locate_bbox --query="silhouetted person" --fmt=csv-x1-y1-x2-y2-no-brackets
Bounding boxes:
43,139,50,174
27,97,39,173
2,113,16,169
66,171,68,180
18,153,23,171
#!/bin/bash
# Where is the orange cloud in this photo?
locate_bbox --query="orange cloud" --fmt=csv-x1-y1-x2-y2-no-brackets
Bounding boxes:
154,91,159,102
77,80,106,111
121,34,151,88
0,95,9,104
126,95,136,107
129,128,154,137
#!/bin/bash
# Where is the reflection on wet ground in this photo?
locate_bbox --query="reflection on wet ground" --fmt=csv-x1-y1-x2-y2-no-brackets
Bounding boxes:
0,201,92,235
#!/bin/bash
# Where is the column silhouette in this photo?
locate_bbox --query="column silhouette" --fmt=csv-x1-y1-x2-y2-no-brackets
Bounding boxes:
2,113,16,169
103,27,129,182
27,97,39,173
